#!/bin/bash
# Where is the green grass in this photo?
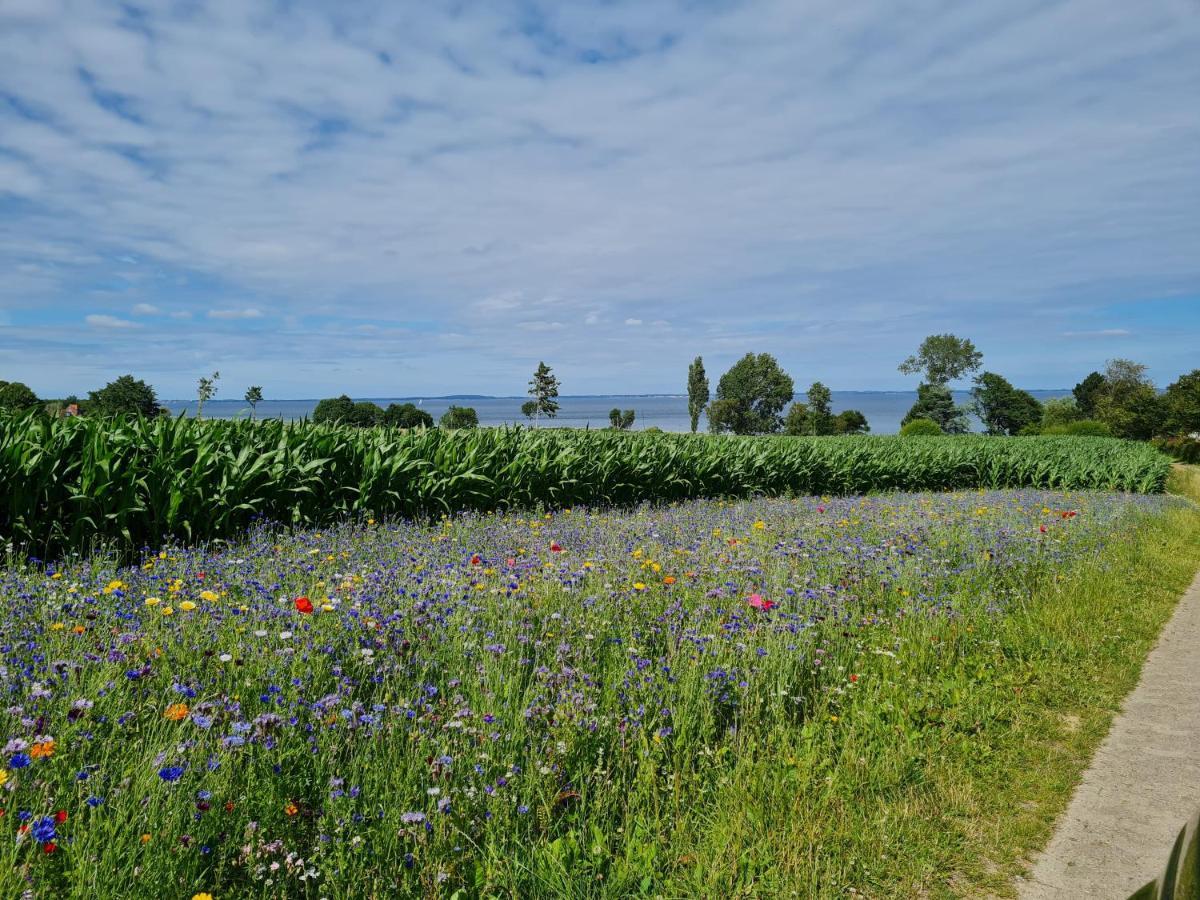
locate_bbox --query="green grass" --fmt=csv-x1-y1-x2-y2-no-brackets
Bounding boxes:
2,489,1198,897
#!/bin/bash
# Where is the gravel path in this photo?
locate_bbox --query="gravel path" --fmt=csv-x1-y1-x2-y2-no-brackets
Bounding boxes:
1018,569,1200,899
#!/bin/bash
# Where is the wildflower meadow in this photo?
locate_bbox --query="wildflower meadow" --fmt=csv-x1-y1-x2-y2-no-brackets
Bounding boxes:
3,487,1199,897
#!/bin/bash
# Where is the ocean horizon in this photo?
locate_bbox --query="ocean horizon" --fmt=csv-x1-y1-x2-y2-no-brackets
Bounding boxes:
165,389,1073,435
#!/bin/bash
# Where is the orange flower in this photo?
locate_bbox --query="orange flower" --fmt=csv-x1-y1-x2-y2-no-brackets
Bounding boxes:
284,801,299,817
164,703,190,722
30,740,55,759
662,576,676,586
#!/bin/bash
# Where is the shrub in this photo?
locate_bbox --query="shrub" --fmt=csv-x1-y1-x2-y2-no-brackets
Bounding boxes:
441,406,479,430
1153,436,1200,464
383,402,434,430
900,418,943,436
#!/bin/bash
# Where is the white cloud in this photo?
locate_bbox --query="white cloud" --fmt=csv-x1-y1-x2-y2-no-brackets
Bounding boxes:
132,303,160,315
85,314,140,329
207,308,264,320
624,318,643,326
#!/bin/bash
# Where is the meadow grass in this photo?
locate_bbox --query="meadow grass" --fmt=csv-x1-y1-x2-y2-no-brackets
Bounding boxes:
0,489,1197,898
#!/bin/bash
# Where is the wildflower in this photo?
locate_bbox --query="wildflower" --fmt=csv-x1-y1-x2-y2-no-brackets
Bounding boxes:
43,842,58,854
633,582,647,592
179,600,197,612
162,606,174,616
470,554,482,565
30,816,56,843
663,576,676,585
747,594,776,611
400,812,426,824
550,542,563,552
141,833,152,843
9,754,31,769
164,703,190,722
192,894,215,900
199,590,219,602
30,740,55,760
752,520,766,530
158,765,186,783
54,809,68,824
0,769,6,786
144,597,161,606
284,801,299,816
294,596,314,615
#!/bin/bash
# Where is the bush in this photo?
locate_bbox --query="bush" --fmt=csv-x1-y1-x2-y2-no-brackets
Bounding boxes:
1065,420,1112,437
1153,436,1200,464
312,395,356,425
440,406,479,430
900,418,943,436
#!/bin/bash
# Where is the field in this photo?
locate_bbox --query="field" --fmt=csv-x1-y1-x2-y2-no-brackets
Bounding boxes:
3,487,1199,898
0,411,1171,558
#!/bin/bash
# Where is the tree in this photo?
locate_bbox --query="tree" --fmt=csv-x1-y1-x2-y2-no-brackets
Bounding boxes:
1040,397,1081,431
312,395,355,425
902,383,968,434
440,405,479,429
971,372,1043,436
806,382,835,435
783,402,809,436
527,362,560,427
0,380,40,411
898,334,982,386
832,409,870,434
900,418,943,436
520,400,538,423
1072,372,1106,419
244,386,263,420
608,408,635,430
87,375,160,417
687,356,709,434
707,353,794,435
1164,369,1200,436
196,371,220,418
1092,359,1165,440
382,402,432,429
351,401,382,427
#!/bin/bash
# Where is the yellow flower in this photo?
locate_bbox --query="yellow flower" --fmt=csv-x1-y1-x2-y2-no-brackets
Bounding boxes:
179,600,197,612
192,894,214,900
752,520,766,530
633,582,647,591
50,572,62,580
321,603,335,611
199,590,219,603
0,769,8,787
50,622,65,631
141,833,152,844
144,597,161,606
161,606,174,616
164,703,190,721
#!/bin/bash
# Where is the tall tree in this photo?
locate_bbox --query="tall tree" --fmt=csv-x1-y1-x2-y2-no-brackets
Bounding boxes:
0,380,40,411
1164,369,1200,436
686,356,709,433
806,382,835,435
87,375,160,417
832,410,870,434
898,334,983,385
440,405,479,429
244,385,263,420
1093,359,1164,439
608,408,635,430
902,383,968,434
1072,372,1106,418
707,353,794,435
527,362,560,427
196,371,220,419
971,372,1042,436
783,402,809,436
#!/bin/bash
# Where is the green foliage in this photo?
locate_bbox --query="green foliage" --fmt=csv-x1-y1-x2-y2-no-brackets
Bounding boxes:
382,402,433,429
707,352,794,435
687,356,709,433
898,334,982,385
312,395,355,425
0,380,40,411
971,372,1043,436
903,383,968,434
832,409,870,434
608,408,635,430
521,400,538,422
440,405,480,430
0,415,1172,559
1073,371,1106,418
783,402,809,436
196,370,220,418
1164,369,1200,435
527,361,560,426
1040,397,1081,431
1093,359,1165,440
244,385,263,419
900,418,943,436
806,382,834,435
351,401,383,427
87,374,161,418
1063,420,1112,437
1154,436,1200,464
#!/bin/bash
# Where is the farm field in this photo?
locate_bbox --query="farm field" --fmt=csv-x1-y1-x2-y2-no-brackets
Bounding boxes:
0,411,1171,559
2,488,1199,898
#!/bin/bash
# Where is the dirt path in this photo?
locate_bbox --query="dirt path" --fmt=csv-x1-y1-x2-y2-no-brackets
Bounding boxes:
1017,568,1200,899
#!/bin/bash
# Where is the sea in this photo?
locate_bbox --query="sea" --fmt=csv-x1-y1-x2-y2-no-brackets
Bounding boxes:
165,390,1072,435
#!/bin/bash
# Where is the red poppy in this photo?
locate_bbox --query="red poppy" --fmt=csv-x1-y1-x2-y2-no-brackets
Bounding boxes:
43,842,57,854
849,674,859,683
506,557,517,567
470,554,482,566
294,596,314,614
816,505,826,513
54,810,68,824
747,593,775,611
1039,524,1047,534
550,542,563,553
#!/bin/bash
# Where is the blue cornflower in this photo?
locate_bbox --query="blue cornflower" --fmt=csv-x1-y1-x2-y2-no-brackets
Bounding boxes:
30,817,56,843
158,765,185,783
86,796,104,807
9,753,30,769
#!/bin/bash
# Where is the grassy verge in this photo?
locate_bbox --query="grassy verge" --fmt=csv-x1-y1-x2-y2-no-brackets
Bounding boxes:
1168,463,1200,504
1,491,1198,898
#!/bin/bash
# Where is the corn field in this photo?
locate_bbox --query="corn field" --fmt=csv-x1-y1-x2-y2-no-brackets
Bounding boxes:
0,411,1171,558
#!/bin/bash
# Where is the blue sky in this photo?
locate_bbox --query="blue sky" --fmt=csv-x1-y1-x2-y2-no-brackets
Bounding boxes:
1,0,1198,399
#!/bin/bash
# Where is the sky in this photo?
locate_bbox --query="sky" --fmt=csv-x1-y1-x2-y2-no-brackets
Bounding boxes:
1,0,1198,400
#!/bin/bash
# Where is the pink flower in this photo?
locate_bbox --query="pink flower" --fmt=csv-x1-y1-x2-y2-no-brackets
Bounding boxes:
747,593,775,611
